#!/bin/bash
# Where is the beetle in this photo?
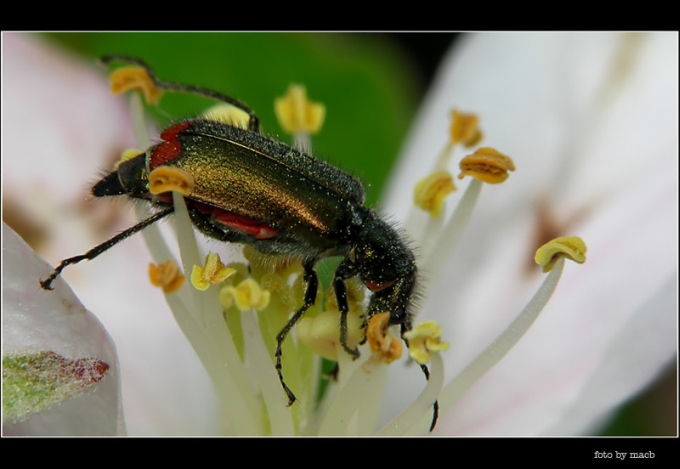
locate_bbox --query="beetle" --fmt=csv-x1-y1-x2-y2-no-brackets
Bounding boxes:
40,56,438,431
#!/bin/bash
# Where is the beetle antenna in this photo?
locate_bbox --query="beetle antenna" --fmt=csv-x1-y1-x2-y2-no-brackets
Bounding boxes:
40,207,174,290
99,55,260,133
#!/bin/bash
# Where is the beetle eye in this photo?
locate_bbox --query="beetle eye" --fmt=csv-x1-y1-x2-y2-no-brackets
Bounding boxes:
389,307,407,325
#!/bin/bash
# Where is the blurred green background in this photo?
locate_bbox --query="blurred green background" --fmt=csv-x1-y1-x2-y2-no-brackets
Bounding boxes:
26,32,677,436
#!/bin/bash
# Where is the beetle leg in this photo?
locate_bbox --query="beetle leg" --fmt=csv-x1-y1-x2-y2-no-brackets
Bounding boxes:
100,55,261,133
275,258,319,406
40,207,175,290
334,259,361,359
357,315,370,345
400,322,439,432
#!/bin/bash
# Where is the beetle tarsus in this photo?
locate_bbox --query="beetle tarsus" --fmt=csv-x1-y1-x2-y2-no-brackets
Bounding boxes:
39,208,175,291
40,255,88,290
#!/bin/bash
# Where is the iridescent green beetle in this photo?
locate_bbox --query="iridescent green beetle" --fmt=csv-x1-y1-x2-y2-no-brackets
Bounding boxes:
40,56,438,430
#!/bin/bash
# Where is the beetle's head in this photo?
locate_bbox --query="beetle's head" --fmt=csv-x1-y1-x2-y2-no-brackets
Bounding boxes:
92,152,149,199
355,212,417,326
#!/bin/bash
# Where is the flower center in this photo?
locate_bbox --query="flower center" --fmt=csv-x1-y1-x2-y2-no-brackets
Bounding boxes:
107,62,586,436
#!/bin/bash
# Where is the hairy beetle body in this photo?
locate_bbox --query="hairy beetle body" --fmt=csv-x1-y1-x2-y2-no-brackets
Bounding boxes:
160,120,367,251
41,56,437,431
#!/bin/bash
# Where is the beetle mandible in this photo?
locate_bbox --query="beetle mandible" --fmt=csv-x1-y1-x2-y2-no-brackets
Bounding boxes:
40,56,438,431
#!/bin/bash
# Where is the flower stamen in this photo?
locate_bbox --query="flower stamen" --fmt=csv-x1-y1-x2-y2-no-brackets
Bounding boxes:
202,103,251,128
297,310,363,361
420,177,482,284
535,236,587,272
432,237,589,426
458,147,515,184
275,84,325,153
148,260,185,293
450,109,483,147
113,148,144,170
149,166,194,196
366,312,403,364
109,66,163,105
412,111,480,217
220,278,270,311
275,84,325,134
413,170,456,218
403,321,450,365
191,252,236,291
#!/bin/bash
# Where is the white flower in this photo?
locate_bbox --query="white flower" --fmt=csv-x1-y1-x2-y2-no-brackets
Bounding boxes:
3,32,676,436
382,32,677,435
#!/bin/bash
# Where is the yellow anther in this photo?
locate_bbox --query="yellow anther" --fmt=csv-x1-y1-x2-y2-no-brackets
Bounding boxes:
402,321,449,365
109,66,163,105
149,166,194,196
275,84,325,134
219,278,270,311
297,310,363,361
450,110,483,147
191,252,236,291
366,312,403,364
148,260,185,293
113,148,144,170
413,170,456,218
458,147,515,184
534,236,587,273
202,103,251,128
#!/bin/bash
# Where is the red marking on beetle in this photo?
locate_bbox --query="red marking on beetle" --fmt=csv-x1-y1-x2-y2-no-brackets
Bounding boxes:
213,210,279,239
364,279,396,292
150,121,193,169
154,193,174,205
160,121,192,141
192,201,279,239
192,200,215,215
150,140,183,169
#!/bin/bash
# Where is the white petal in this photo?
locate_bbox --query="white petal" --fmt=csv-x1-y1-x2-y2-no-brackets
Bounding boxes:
2,223,124,435
382,32,678,435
